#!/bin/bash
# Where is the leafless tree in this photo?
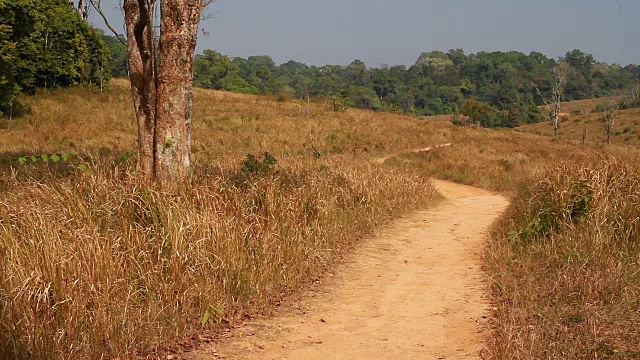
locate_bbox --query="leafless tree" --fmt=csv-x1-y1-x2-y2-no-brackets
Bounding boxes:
90,0,212,183
534,63,570,141
600,100,622,145
69,0,89,20
630,82,640,102
580,105,589,145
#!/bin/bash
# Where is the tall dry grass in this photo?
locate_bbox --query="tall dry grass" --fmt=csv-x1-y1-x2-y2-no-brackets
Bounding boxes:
2,81,640,359
0,158,439,359
484,161,640,359
0,82,452,358
380,126,636,192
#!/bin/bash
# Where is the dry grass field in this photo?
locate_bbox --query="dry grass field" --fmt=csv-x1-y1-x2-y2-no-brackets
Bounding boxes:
1,81,639,359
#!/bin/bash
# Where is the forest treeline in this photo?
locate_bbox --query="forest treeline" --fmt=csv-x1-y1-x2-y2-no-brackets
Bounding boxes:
122,44,640,127
2,0,640,128
191,49,640,127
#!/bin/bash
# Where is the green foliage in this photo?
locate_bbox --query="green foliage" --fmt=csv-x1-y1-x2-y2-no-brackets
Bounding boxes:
0,0,112,117
509,176,594,243
191,48,638,128
459,99,492,125
102,33,128,78
114,150,136,166
346,86,382,110
329,92,349,112
194,50,258,94
17,151,77,164
15,150,93,173
241,152,278,176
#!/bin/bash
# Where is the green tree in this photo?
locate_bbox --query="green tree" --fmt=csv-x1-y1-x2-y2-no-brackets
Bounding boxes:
0,0,110,116
459,98,494,126
193,50,256,94
102,33,128,78
0,21,19,117
347,86,382,110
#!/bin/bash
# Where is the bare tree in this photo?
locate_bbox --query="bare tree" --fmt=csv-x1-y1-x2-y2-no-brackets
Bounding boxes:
534,64,570,141
77,0,89,20
69,0,89,20
600,100,622,145
90,0,209,183
630,82,640,102
580,105,588,145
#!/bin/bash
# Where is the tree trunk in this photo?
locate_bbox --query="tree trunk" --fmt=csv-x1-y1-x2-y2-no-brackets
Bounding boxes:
77,0,88,20
123,0,201,183
123,0,157,177
154,0,201,183
554,126,558,141
582,123,586,145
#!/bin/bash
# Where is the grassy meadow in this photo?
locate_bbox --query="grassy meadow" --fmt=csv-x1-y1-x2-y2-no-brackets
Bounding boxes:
1,80,639,358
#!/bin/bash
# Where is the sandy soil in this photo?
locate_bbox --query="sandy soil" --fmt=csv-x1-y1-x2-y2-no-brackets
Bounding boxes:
189,180,508,360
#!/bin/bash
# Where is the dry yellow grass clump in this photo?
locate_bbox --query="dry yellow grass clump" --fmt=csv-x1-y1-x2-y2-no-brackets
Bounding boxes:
0,160,438,359
485,161,640,359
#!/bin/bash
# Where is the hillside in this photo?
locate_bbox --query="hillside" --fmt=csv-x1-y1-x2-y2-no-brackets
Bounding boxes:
516,98,640,146
1,83,639,359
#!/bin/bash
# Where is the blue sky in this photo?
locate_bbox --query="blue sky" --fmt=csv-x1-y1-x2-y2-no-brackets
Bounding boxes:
91,0,639,66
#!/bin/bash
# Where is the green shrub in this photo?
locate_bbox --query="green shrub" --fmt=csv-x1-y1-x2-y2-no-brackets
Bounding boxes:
241,152,278,175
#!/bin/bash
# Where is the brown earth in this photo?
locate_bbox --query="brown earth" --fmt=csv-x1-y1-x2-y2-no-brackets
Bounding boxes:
188,180,508,360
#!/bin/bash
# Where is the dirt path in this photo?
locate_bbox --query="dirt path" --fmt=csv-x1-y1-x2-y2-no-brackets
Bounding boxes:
372,143,453,165
190,180,508,360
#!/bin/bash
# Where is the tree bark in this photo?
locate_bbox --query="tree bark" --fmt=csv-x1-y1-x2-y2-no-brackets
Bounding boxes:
123,0,157,177
77,0,88,20
155,0,201,183
123,0,201,183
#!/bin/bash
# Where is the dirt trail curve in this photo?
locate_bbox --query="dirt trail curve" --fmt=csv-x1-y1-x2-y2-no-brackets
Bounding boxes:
190,180,508,360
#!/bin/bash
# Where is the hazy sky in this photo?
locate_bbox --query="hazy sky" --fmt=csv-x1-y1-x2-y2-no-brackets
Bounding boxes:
91,0,639,67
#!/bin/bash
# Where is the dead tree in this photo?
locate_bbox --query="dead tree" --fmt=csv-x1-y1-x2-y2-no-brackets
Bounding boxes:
534,64,569,141
69,0,89,20
90,0,208,183
580,105,588,145
630,82,640,102
600,100,622,145
78,0,89,20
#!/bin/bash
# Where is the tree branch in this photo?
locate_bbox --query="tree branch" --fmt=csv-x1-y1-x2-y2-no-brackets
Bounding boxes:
88,0,127,45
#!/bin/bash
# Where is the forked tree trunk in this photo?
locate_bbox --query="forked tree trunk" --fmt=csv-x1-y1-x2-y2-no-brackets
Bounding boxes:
123,0,201,183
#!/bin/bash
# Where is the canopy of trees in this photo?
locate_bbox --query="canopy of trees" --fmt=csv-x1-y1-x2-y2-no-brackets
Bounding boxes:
190,48,640,128
0,0,110,117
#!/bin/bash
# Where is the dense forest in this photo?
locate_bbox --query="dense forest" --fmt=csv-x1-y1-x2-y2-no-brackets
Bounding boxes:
2,0,640,128
105,39,640,128
193,49,640,126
